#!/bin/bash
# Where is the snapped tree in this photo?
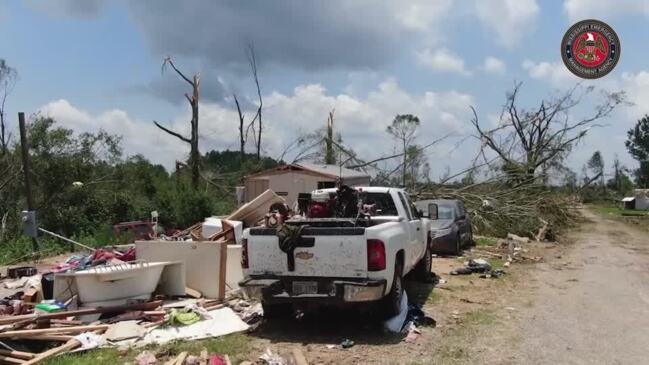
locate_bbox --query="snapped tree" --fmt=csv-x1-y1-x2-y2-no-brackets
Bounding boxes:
470,83,625,183
0,59,17,155
153,57,201,189
386,114,420,187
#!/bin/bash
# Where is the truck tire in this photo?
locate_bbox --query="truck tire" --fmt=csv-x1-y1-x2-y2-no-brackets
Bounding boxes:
414,245,432,281
381,261,404,318
262,302,291,320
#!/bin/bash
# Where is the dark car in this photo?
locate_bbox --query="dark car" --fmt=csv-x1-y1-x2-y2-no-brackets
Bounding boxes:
415,199,473,255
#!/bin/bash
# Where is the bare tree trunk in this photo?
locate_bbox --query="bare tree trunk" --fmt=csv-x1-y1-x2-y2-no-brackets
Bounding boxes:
234,94,246,163
247,45,263,160
190,74,200,189
402,139,407,187
153,57,201,190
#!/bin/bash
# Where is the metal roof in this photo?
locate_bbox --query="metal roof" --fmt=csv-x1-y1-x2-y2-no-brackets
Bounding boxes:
295,163,369,179
245,163,370,180
622,197,636,202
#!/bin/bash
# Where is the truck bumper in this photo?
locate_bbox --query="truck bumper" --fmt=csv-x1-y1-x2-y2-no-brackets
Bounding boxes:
238,277,387,304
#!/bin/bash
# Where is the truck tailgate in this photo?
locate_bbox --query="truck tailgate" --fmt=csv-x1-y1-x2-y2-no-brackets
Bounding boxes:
247,227,367,278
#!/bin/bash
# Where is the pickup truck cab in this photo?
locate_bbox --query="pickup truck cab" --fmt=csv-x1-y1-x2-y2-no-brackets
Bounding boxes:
239,186,432,317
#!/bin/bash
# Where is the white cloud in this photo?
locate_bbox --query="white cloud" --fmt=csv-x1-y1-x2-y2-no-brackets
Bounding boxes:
482,56,506,74
395,0,454,33
38,80,476,176
620,71,649,118
564,0,649,22
522,59,580,85
416,48,471,76
474,0,540,48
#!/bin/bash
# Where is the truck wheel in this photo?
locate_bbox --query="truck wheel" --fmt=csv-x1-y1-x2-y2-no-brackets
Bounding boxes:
414,245,432,281
454,234,462,255
381,261,404,318
262,302,291,320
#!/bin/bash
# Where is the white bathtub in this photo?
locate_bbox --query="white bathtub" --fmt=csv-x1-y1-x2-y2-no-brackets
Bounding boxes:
55,261,168,307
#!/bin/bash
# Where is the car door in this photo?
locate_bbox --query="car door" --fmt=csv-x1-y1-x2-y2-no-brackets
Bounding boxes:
398,192,422,268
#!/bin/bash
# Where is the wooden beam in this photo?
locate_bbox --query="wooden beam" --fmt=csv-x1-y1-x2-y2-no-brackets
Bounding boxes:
0,324,109,338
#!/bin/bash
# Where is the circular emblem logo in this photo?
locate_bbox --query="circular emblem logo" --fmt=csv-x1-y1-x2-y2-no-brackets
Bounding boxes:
561,19,620,79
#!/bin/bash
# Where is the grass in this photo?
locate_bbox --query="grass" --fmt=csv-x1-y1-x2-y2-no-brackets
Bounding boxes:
474,237,498,247
590,204,648,217
43,333,250,365
432,309,497,364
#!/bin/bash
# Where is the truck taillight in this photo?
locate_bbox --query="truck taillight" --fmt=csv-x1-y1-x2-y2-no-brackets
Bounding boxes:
241,238,249,269
367,239,386,271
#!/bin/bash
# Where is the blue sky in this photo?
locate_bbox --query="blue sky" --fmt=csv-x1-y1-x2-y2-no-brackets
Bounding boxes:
1,0,648,181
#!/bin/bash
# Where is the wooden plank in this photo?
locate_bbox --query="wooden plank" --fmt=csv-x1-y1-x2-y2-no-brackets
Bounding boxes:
185,287,202,299
218,239,227,301
0,300,162,325
24,335,73,342
174,351,188,365
22,338,81,365
0,324,109,338
0,354,25,364
22,335,74,342
0,349,35,360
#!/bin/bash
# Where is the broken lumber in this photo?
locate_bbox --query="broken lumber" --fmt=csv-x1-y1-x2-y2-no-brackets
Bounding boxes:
0,324,109,338
0,349,35,360
22,337,82,365
0,300,162,325
185,287,202,298
0,354,24,364
24,335,73,342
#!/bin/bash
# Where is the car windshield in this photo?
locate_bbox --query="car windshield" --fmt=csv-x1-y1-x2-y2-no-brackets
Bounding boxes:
436,204,454,220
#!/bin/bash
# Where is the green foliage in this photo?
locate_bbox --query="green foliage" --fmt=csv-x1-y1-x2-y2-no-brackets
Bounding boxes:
0,118,280,259
626,115,649,186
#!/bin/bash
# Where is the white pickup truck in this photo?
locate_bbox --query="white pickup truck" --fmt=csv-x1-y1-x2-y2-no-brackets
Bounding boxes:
239,186,432,317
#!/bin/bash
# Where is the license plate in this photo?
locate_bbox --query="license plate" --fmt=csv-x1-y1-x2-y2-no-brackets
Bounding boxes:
292,281,318,295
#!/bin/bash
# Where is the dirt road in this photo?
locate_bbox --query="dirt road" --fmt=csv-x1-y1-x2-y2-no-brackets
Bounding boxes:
510,209,649,364
244,208,649,364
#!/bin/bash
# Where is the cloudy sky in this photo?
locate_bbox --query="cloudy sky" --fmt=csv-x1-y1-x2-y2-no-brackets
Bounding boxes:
1,0,648,180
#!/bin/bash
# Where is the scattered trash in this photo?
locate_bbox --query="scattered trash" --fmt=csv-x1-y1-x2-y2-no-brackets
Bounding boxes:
449,267,473,275
168,307,201,326
7,266,37,279
403,322,421,343
450,258,495,276
340,338,355,349
135,350,157,365
480,268,506,279
259,347,287,365
72,331,105,351
407,303,436,328
103,320,146,341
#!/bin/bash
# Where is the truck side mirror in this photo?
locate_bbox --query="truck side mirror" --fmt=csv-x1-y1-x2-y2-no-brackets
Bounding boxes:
428,203,438,220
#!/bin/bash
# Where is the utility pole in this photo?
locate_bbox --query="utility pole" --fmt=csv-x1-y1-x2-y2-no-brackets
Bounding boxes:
18,112,40,253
